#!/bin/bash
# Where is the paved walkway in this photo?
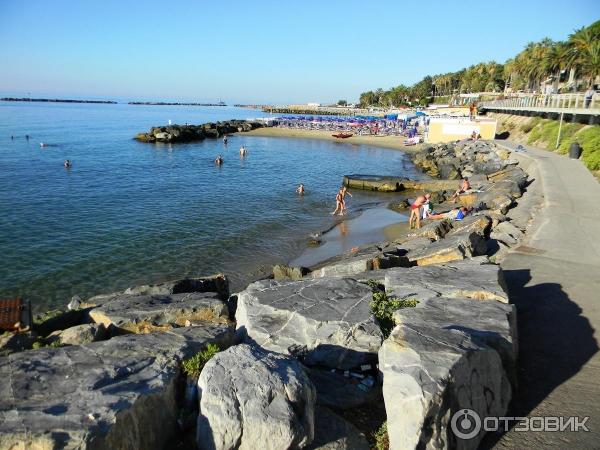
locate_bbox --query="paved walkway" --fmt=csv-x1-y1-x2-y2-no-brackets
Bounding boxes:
485,141,600,449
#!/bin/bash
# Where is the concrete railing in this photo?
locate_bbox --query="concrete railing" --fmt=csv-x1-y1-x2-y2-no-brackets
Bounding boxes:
480,93,599,113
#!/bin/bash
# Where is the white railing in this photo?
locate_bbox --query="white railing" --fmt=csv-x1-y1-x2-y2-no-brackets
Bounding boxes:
481,93,599,111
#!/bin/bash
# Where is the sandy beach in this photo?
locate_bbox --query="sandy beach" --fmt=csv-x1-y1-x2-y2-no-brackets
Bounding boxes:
243,126,423,153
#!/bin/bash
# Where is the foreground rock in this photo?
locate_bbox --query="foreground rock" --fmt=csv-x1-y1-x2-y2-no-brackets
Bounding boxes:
379,297,517,450
384,256,508,303
88,292,230,334
236,278,383,369
0,325,234,450
197,344,315,450
135,120,264,143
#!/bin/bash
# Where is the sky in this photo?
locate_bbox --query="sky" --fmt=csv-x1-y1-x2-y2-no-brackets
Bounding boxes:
0,0,596,104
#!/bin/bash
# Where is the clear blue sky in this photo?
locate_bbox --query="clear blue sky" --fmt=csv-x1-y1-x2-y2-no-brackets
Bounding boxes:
0,0,596,104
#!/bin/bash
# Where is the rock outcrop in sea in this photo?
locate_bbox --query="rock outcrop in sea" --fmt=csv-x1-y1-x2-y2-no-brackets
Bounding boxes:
0,140,539,449
134,120,265,143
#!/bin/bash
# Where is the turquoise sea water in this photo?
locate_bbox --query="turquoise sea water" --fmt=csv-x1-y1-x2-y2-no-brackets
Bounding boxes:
0,102,423,310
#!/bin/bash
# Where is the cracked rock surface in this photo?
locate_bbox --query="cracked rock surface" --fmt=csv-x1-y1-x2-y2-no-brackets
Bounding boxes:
88,292,230,334
0,325,234,450
379,297,516,450
235,278,383,369
384,256,508,303
197,344,315,450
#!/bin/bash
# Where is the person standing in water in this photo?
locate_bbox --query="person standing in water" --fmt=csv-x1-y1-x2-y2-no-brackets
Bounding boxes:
340,186,352,214
239,146,247,156
64,160,72,168
296,184,305,195
215,155,223,165
223,136,228,145
331,187,345,215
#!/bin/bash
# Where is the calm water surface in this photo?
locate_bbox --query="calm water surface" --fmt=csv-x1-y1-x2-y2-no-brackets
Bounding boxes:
0,102,423,310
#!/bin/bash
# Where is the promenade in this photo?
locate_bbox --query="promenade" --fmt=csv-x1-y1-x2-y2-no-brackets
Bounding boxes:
488,141,600,448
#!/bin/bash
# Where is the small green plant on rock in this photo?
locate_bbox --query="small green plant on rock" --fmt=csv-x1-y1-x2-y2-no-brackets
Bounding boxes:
182,343,220,379
373,421,389,450
367,279,418,337
32,338,62,350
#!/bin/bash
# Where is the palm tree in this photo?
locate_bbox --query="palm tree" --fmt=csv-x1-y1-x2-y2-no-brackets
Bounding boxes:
544,42,569,91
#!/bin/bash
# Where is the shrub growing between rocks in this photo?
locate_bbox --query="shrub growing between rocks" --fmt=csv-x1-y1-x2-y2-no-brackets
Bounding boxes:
367,280,418,337
181,343,220,379
373,421,389,450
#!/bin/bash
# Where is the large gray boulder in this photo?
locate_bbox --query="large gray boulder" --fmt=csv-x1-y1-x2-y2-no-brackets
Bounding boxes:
196,344,316,450
0,324,234,450
379,297,516,450
236,278,383,369
384,257,508,303
88,292,229,334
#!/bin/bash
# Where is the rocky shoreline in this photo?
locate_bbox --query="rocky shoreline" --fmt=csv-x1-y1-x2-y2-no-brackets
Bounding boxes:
0,140,538,449
134,119,265,143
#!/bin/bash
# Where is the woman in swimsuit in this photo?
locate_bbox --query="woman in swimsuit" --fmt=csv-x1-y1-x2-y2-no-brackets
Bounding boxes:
340,187,352,214
331,188,345,216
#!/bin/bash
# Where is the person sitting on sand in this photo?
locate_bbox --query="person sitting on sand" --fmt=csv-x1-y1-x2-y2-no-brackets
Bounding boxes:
296,183,305,195
428,206,472,220
215,155,223,165
64,159,72,168
451,178,471,203
409,193,430,229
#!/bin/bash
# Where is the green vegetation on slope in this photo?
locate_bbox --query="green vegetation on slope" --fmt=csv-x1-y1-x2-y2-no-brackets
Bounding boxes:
525,119,600,170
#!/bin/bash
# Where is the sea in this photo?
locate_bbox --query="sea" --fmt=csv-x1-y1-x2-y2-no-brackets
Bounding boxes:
0,102,423,311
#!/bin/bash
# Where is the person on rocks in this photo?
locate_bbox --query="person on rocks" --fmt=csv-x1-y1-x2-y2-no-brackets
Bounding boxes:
428,206,473,220
296,183,305,195
409,193,430,229
451,178,471,203
215,155,224,165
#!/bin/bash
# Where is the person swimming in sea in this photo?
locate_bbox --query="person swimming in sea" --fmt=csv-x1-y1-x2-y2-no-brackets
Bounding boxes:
215,155,224,165
239,146,247,156
223,136,228,145
296,183,305,195
64,159,72,168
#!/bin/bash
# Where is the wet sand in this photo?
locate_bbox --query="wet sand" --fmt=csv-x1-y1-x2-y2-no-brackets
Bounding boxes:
243,127,423,153
290,207,409,267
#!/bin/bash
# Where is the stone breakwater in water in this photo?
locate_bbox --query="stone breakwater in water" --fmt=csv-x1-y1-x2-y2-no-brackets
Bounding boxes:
0,141,539,449
134,119,265,143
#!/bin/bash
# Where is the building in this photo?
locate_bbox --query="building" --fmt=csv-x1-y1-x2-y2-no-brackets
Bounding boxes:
426,117,497,143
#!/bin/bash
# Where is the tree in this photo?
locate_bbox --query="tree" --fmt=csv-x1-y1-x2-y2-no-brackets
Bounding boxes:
337,99,348,106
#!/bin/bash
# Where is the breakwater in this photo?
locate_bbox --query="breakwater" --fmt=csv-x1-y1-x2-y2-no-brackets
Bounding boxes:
1,97,117,104
134,119,265,143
